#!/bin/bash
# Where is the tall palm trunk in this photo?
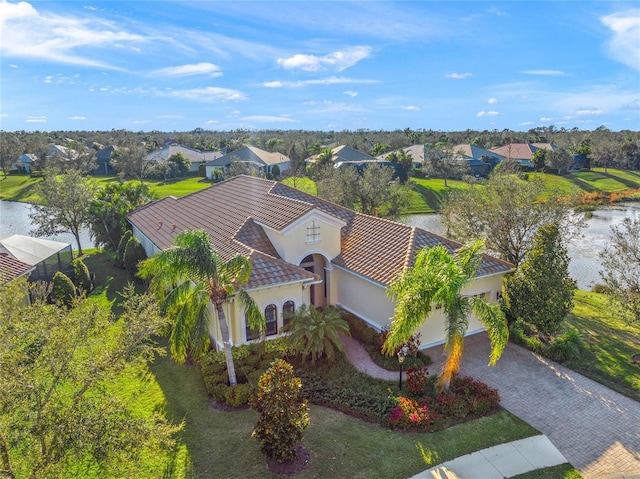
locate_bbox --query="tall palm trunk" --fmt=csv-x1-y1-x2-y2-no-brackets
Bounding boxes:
216,303,237,386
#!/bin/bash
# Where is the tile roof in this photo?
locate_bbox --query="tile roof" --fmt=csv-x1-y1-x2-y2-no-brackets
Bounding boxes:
128,175,512,290
0,251,34,283
490,143,556,161
206,146,290,167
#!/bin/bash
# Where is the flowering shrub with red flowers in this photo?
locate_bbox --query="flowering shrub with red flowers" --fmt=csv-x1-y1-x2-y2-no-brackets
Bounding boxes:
450,376,501,415
388,376,500,431
388,396,443,431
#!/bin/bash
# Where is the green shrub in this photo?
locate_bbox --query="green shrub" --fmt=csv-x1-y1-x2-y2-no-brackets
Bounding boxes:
251,359,310,463
224,383,253,408
72,258,92,294
124,236,147,277
51,271,76,307
546,330,583,362
209,382,230,403
115,230,132,268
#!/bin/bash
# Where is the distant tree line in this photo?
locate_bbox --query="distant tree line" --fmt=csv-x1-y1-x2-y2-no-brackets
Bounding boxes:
1,125,639,178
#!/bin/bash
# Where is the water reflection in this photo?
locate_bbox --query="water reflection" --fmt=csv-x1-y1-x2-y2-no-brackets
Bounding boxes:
400,202,640,291
0,200,95,250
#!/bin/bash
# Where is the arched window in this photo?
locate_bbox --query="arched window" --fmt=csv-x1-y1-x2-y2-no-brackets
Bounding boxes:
245,318,257,341
282,300,295,327
265,304,278,336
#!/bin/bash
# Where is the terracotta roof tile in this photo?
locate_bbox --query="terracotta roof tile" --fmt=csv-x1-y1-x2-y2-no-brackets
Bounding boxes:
128,175,512,289
0,253,34,283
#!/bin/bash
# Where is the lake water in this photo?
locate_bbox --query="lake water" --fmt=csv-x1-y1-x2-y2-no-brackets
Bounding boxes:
0,200,95,250
2,199,639,290
400,202,640,291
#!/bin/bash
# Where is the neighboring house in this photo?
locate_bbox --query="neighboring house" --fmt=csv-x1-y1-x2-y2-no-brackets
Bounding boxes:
306,145,374,164
490,143,557,170
0,235,73,282
204,146,290,178
452,144,505,177
47,144,76,161
378,145,426,169
12,154,37,173
128,175,512,351
94,146,117,175
147,144,224,174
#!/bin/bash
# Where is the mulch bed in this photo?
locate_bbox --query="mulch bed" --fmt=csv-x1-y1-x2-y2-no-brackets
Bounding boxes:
266,445,311,476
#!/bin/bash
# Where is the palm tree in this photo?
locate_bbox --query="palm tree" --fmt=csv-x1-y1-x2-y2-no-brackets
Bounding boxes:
383,240,508,391
138,229,264,386
283,305,350,363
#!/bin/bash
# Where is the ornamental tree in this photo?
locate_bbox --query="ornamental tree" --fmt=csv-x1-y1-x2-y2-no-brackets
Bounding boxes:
251,359,310,463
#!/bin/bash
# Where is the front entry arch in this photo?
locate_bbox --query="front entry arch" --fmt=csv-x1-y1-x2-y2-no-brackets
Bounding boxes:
299,254,327,307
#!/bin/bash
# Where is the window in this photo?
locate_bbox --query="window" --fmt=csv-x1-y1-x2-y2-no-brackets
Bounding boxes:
245,319,257,341
282,300,295,327
265,304,278,336
306,220,320,242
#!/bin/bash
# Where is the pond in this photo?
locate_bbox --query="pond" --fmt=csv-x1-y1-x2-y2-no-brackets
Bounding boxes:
400,202,640,291
0,200,95,251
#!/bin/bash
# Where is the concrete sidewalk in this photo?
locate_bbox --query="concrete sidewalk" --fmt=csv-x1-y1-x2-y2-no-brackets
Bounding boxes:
409,435,567,479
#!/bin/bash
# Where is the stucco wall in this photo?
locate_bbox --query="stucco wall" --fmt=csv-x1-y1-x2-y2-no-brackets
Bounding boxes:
263,213,342,265
334,266,506,348
209,281,309,347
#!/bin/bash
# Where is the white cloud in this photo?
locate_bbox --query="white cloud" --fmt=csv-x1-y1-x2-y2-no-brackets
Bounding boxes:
9,64,18,68
403,106,420,111
601,9,640,71
476,111,499,117
68,116,86,120
488,98,498,104
277,46,372,72
575,107,605,116
132,120,151,124
521,70,567,76
43,76,53,84
540,117,554,122
241,115,298,123
621,99,640,110
344,90,358,97
204,120,219,124
262,76,379,88
0,1,147,69
445,72,472,80
157,86,247,102
149,62,222,78
519,121,535,126
0,113,8,118
26,115,47,123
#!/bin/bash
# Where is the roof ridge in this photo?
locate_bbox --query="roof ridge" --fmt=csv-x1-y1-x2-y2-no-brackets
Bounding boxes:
403,226,417,270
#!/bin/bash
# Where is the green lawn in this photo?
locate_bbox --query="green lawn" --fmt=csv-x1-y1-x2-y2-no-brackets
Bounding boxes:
564,290,640,401
571,170,632,193
151,349,538,479
510,463,582,479
528,173,581,197
281,176,317,195
0,175,43,202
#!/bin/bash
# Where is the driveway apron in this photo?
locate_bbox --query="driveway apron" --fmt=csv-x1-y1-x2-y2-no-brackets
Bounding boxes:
422,333,640,478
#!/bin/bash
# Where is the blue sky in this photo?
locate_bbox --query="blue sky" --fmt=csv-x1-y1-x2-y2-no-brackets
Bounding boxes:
1,1,639,132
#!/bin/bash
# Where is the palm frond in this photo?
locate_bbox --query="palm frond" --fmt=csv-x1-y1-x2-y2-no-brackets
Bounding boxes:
470,297,509,365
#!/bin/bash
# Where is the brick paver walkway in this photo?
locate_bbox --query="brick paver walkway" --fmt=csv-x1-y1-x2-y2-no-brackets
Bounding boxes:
340,333,640,478
423,333,640,479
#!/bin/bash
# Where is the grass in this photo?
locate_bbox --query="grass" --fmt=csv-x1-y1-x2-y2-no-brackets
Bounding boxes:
281,176,318,195
0,175,43,202
563,290,640,401
151,349,538,479
510,463,582,479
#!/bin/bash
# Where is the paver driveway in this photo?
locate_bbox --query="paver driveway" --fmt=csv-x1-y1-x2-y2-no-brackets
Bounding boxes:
423,333,640,479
